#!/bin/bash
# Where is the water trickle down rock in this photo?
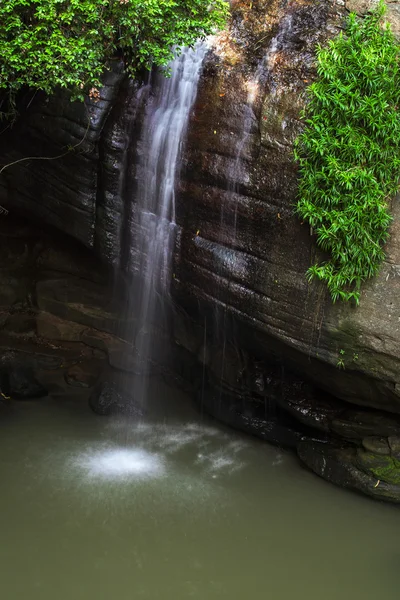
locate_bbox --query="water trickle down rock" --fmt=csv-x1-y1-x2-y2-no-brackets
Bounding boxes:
173,0,400,417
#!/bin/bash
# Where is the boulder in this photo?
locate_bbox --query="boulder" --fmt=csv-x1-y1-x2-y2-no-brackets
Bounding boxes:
346,0,380,13
65,361,101,389
35,276,134,336
331,410,400,441
197,380,306,449
36,312,87,342
89,379,143,417
298,439,400,503
7,366,47,399
3,313,36,335
0,350,52,398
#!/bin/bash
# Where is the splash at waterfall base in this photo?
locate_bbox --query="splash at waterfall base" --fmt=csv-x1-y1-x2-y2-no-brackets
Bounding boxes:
1,0,400,504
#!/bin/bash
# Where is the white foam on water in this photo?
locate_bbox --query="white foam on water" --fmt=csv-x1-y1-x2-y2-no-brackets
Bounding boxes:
69,421,269,489
107,421,229,456
195,449,245,476
74,447,166,481
272,452,285,467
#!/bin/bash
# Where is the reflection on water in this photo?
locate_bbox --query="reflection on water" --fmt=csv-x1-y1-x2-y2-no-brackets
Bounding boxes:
0,380,399,600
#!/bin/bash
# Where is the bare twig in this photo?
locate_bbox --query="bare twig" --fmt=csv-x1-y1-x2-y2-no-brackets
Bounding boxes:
0,105,92,215
0,105,91,176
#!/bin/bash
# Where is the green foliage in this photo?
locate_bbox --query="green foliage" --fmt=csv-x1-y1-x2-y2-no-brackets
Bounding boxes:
0,0,228,103
294,1,400,304
336,348,346,370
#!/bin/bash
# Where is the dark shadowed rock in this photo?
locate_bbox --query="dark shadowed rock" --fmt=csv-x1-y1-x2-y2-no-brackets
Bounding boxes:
388,436,400,460
331,410,400,441
6,366,47,399
89,381,125,416
276,385,347,433
197,382,304,449
36,311,87,342
65,362,101,389
89,379,143,417
3,313,36,335
298,439,400,503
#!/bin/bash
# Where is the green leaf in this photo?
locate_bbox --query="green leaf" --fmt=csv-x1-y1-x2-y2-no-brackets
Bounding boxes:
294,0,399,304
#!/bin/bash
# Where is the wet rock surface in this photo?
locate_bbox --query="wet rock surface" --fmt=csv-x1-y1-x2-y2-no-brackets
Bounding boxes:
89,378,144,417
1,362,47,399
197,382,307,449
0,64,147,270
0,218,167,424
89,380,125,416
173,308,400,502
173,0,400,417
65,362,101,389
0,218,141,408
298,439,400,503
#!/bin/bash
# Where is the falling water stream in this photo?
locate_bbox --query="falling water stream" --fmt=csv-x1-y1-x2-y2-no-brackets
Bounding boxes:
132,44,207,407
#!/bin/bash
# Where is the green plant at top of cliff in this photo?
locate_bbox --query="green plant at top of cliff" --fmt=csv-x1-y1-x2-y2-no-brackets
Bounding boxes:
294,0,400,304
0,0,228,108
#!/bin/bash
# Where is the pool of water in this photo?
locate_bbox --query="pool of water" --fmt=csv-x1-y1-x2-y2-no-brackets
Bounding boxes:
0,379,399,599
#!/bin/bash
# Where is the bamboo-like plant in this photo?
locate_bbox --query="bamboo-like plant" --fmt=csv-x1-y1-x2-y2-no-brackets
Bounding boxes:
295,0,400,304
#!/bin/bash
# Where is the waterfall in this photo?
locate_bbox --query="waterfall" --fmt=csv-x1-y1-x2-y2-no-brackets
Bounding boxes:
132,44,207,406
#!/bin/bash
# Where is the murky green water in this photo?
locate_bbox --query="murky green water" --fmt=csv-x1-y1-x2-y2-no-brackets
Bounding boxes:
0,379,399,599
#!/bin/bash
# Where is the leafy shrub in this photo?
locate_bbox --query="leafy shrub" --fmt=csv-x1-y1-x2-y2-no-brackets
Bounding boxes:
295,0,400,304
0,0,228,103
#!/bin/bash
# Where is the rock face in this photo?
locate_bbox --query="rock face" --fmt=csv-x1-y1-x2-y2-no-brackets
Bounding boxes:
298,437,400,503
1,0,400,501
0,64,147,270
0,217,147,414
174,0,400,416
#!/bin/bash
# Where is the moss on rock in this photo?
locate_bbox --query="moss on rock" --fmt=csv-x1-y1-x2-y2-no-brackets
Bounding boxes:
356,443,400,485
